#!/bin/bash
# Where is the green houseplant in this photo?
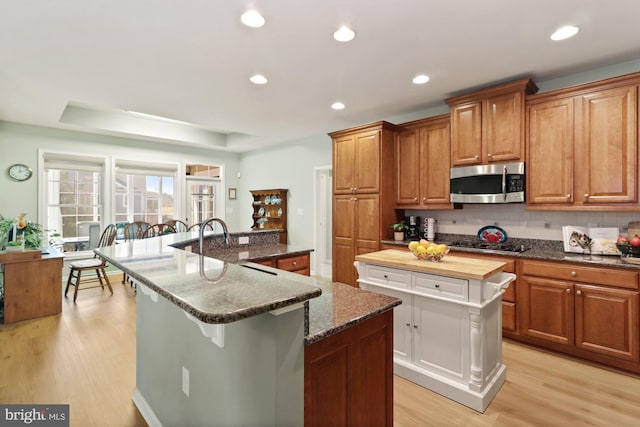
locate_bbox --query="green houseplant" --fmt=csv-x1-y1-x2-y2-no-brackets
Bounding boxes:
391,220,408,241
0,213,43,250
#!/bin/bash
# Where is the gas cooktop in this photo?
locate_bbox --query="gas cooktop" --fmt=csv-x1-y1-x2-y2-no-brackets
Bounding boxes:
448,240,530,253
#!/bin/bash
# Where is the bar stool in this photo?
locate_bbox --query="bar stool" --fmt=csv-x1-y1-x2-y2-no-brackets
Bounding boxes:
65,224,117,302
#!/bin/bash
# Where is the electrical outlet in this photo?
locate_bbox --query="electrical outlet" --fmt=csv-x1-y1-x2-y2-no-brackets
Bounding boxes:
239,236,249,245
182,367,190,397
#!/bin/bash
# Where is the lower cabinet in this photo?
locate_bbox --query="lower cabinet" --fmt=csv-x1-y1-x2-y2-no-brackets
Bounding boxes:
251,252,311,276
519,260,640,367
304,310,394,427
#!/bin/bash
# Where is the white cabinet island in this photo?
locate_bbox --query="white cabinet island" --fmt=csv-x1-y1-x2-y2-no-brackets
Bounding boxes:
355,249,515,413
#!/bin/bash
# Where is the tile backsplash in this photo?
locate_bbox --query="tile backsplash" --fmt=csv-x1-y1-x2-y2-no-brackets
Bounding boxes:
407,204,640,241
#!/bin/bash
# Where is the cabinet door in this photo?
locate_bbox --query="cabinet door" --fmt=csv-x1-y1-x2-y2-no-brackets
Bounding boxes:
574,284,639,362
354,194,380,256
333,195,356,286
519,276,574,347
354,130,380,193
527,98,574,204
333,135,356,194
413,296,466,383
578,85,638,204
420,121,452,205
395,129,420,205
483,91,524,163
451,101,482,166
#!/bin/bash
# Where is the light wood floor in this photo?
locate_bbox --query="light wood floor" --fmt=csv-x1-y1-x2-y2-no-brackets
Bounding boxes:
2,278,640,427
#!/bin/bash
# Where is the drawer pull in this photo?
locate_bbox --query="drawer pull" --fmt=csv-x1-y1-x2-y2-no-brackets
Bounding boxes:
292,261,297,266
434,284,440,288
383,274,388,279
576,290,582,296
570,271,577,277
566,288,571,294
413,325,418,329
406,322,411,327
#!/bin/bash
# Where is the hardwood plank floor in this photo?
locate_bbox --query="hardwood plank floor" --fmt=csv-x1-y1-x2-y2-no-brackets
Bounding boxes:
2,276,640,427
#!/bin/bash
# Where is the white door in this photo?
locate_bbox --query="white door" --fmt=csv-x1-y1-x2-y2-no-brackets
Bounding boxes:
413,296,467,383
314,166,332,279
185,179,223,226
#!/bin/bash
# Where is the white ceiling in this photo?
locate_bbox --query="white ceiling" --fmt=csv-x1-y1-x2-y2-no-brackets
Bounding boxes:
1,0,640,152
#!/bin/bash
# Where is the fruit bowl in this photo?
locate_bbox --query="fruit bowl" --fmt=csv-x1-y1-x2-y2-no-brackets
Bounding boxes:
616,243,640,257
408,240,449,262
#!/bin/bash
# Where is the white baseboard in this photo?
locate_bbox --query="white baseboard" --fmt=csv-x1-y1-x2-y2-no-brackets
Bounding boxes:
132,388,163,427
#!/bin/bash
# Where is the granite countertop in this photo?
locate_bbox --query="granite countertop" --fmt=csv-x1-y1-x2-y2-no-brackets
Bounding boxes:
381,237,640,270
96,232,401,344
96,235,321,324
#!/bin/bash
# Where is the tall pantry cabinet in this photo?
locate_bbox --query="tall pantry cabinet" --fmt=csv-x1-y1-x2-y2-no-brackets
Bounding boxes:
330,121,399,287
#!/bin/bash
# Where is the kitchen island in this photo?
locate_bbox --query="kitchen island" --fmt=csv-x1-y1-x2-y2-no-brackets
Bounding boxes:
96,231,400,426
355,249,515,412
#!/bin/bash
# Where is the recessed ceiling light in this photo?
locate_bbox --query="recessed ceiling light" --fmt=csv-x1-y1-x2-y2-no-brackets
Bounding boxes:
241,10,265,28
333,26,356,42
550,25,579,41
250,74,268,85
331,102,345,110
412,74,430,85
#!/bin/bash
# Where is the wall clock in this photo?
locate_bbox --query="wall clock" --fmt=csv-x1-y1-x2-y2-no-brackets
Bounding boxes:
8,163,33,181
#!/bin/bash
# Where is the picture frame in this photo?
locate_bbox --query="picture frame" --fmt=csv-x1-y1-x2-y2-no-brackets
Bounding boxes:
228,188,237,200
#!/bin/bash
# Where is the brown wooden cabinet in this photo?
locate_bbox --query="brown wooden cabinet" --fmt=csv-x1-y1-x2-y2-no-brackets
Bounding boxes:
251,252,311,276
330,122,398,286
250,189,288,243
447,79,538,166
1,250,64,324
304,309,394,427
527,74,639,210
395,114,452,209
518,259,639,366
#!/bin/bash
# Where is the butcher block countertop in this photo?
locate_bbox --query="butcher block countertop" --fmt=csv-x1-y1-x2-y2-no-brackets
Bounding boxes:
355,249,507,280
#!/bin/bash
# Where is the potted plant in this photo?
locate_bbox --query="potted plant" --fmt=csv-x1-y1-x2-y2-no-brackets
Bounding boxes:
5,241,24,252
391,220,408,241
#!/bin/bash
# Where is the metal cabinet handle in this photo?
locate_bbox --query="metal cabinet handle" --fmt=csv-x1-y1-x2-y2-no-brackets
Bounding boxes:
487,153,493,157
566,194,571,199
571,271,577,277
292,261,297,266
435,284,440,288
413,325,418,329
383,274,388,279
566,288,571,293
584,193,590,199
406,322,411,327
474,155,480,160
576,290,582,296
353,187,358,192
413,197,418,202
422,197,427,202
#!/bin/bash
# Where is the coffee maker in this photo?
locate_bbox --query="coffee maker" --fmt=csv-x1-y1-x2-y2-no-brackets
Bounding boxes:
405,215,421,240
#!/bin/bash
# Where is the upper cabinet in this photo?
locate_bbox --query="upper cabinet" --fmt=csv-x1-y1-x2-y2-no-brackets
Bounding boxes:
332,124,395,194
447,78,539,166
527,73,639,210
395,114,453,209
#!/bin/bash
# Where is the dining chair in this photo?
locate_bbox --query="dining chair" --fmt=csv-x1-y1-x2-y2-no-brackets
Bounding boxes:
64,224,117,303
187,222,214,232
142,223,176,238
122,221,151,284
166,219,189,232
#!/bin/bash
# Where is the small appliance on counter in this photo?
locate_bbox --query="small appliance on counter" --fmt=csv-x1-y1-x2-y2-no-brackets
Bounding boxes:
423,217,435,240
405,215,420,240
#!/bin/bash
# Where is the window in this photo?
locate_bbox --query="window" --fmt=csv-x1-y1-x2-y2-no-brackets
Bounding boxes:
43,153,104,253
114,161,177,225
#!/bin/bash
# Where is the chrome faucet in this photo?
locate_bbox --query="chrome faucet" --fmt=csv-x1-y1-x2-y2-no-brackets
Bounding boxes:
199,217,230,254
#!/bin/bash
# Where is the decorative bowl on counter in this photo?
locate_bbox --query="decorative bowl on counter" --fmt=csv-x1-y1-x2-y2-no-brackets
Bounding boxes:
616,243,640,257
408,240,449,262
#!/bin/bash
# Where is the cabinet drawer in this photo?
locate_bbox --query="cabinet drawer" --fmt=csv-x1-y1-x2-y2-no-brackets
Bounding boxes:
364,264,411,290
277,254,309,272
413,272,468,302
522,260,639,289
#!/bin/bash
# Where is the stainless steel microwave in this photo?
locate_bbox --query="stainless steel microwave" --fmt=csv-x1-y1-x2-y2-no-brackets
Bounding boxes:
450,162,525,203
